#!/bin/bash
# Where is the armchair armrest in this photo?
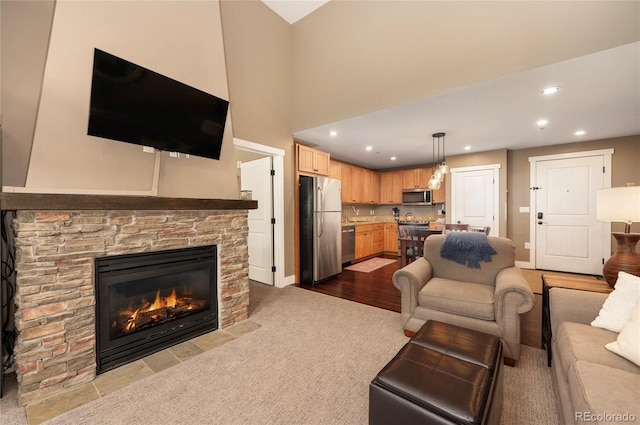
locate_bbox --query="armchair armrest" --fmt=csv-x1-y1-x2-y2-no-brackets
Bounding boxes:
494,267,535,314
392,257,433,326
549,287,607,336
493,267,535,349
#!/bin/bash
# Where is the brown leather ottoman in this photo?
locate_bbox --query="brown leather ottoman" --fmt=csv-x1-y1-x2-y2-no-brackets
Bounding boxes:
369,321,503,425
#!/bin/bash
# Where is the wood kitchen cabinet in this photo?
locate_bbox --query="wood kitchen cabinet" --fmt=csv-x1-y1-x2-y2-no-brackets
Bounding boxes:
350,166,366,203
402,168,430,189
355,225,373,259
329,160,342,180
383,223,399,253
297,145,330,176
355,223,384,260
340,163,354,203
380,171,402,204
364,169,380,204
372,224,384,253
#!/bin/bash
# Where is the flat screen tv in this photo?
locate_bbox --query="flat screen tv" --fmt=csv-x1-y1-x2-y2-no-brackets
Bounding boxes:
88,48,229,160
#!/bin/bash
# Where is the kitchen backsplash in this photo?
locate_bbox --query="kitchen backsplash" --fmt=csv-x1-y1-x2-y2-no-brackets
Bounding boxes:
342,204,444,222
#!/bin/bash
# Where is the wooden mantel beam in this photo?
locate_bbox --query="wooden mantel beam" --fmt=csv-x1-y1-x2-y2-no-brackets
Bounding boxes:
0,193,257,211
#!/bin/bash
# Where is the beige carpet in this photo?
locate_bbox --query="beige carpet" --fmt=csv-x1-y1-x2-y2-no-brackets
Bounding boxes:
1,282,559,424
344,257,397,273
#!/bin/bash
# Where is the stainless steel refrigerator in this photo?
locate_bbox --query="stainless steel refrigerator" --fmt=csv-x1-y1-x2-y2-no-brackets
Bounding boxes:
299,175,342,285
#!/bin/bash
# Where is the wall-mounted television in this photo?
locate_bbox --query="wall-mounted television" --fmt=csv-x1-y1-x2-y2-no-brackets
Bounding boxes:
88,48,229,160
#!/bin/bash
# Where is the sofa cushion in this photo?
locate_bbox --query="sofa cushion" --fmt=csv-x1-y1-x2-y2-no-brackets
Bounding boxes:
591,271,640,333
568,360,640,422
554,322,640,380
419,278,495,321
606,299,640,367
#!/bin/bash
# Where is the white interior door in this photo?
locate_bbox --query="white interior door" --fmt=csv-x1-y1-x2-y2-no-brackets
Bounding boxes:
450,165,500,236
241,157,274,285
533,155,605,274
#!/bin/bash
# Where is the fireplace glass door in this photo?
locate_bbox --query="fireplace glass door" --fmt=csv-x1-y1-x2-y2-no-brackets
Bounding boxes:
95,245,217,373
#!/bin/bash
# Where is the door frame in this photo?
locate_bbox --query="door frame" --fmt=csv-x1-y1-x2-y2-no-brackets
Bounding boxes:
234,138,290,288
527,148,613,270
449,163,501,237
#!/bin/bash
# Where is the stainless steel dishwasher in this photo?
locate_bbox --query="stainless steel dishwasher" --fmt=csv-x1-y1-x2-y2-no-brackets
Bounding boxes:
341,225,355,264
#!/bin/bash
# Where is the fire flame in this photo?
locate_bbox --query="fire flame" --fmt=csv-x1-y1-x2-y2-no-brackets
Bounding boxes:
118,285,205,336
150,289,162,311
166,288,177,308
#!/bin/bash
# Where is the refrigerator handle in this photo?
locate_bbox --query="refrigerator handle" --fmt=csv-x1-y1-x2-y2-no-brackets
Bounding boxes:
317,185,324,237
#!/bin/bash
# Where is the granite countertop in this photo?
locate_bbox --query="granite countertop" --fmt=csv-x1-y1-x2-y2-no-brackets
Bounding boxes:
342,216,439,226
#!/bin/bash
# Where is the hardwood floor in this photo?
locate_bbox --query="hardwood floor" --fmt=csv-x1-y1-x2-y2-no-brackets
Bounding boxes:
299,254,401,313
299,254,543,349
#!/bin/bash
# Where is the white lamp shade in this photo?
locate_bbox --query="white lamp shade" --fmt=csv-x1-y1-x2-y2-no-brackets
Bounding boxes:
597,186,640,222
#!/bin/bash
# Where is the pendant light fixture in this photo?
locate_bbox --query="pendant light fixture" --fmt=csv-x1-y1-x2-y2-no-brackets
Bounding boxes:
427,132,441,190
434,132,449,176
433,132,444,181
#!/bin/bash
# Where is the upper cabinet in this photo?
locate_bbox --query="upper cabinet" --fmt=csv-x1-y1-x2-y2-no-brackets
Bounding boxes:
330,161,380,204
340,163,354,203
349,166,366,203
329,160,342,180
402,168,430,189
364,169,380,204
297,145,330,176
380,171,402,204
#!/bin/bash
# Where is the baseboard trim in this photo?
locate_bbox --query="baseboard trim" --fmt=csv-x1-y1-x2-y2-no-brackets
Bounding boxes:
516,261,534,269
278,274,296,288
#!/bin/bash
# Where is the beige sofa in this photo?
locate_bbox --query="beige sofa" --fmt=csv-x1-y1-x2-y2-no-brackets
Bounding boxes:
392,234,534,363
549,288,640,424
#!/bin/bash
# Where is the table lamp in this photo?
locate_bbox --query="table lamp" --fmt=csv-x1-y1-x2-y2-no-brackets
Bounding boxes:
596,185,640,287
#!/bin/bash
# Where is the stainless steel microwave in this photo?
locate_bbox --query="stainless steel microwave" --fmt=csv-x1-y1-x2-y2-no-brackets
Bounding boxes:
402,188,433,206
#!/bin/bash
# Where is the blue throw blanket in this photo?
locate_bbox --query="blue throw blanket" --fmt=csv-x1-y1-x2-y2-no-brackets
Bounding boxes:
440,232,497,269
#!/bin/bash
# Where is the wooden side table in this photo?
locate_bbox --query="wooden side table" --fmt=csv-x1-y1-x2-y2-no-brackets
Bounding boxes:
541,274,613,367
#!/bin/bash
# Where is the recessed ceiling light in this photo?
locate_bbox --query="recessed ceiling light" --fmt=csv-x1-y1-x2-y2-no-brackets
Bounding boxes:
329,130,338,137
464,146,471,151
537,119,549,127
390,156,397,161
574,130,586,136
542,86,562,95
366,146,372,151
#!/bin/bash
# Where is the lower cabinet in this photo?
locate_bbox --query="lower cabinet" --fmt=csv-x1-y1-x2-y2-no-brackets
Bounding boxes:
372,227,384,254
383,223,398,253
355,223,385,260
355,228,373,259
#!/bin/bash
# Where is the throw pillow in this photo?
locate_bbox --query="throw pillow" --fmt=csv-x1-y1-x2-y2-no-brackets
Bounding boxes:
606,298,640,366
591,271,640,333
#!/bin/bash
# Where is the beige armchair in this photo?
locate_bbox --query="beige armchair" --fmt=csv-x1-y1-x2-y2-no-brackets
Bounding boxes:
392,234,534,365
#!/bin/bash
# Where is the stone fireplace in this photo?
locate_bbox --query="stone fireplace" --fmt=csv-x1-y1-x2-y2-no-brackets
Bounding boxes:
2,193,256,406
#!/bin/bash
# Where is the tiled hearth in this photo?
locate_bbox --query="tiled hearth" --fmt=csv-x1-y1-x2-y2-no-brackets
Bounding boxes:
24,320,261,424
2,194,255,407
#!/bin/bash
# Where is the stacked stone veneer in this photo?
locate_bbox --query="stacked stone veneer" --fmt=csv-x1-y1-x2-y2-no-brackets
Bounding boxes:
11,209,250,406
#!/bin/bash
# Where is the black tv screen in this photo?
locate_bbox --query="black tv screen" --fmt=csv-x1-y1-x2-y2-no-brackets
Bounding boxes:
88,48,229,160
